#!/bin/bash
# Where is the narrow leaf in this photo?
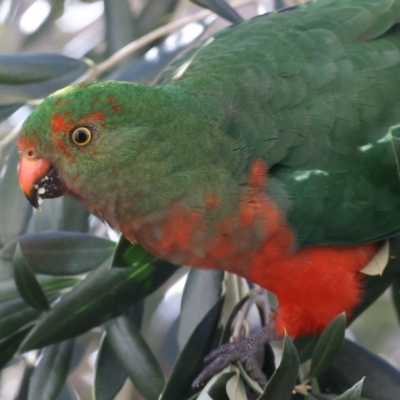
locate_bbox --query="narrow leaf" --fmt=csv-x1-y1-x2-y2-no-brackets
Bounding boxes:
294,336,318,364
0,54,87,85
94,333,127,400
0,54,90,104
0,297,41,340
161,299,224,400
104,0,137,57
360,240,389,276
13,244,49,311
28,339,74,400
351,237,400,320
225,370,247,400
318,339,400,400
258,334,299,400
30,198,66,232
111,235,155,268
207,371,235,399
178,269,223,350
13,365,34,400
190,0,243,23
0,276,79,303
19,245,178,352
334,379,364,400
220,296,249,345
236,361,263,395
106,316,165,400
2,231,115,276
308,313,346,378
0,328,31,369
58,196,90,232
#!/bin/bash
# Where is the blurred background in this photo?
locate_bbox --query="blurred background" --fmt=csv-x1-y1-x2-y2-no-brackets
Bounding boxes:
0,1,399,399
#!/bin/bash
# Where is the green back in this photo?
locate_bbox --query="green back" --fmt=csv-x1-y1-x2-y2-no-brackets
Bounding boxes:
159,0,400,245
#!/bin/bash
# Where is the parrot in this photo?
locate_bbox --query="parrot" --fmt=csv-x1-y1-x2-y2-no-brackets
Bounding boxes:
16,0,400,387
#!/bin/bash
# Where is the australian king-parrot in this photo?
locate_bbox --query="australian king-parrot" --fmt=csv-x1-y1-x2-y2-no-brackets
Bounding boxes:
16,0,400,386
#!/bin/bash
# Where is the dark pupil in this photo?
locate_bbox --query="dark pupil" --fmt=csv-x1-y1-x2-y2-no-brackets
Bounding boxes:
75,129,89,143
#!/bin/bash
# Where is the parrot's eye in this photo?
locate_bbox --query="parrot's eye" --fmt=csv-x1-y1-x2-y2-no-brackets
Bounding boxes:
70,126,93,147
25,149,38,159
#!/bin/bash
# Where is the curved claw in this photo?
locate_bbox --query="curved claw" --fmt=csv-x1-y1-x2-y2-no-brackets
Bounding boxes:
192,321,281,389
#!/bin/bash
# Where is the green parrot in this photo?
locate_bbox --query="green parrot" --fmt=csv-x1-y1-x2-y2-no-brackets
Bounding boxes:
16,0,400,387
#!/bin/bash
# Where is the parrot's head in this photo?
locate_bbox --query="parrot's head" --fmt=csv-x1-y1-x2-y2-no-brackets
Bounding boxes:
17,80,178,217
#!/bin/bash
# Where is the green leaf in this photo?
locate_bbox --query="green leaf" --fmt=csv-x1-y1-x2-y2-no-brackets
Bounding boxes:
0,54,87,85
308,313,346,379
190,0,243,23
1,231,115,275
258,335,299,400
27,339,74,400
111,236,154,268
178,269,223,350
351,237,400,320
207,372,236,399
0,276,78,303
0,278,29,302
294,336,319,364
13,244,50,311
18,243,179,351
333,379,364,400
105,315,165,400
94,333,127,400
13,365,34,400
0,297,41,340
318,339,400,399
0,328,31,369
161,298,224,400
40,277,80,295
236,361,263,395
104,0,137,57
0,147,33,247
0,255,13,282
93,302,144,400
201,367,247,400
220,295,250,345
225,369,247,400
30,197,70,232
57,196,90,232
0,54,90,104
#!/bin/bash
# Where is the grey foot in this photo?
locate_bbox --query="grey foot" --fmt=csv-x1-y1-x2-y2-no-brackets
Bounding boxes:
192,321,280,389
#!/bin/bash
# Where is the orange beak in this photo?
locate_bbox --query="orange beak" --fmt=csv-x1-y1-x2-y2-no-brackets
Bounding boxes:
18,155,66,209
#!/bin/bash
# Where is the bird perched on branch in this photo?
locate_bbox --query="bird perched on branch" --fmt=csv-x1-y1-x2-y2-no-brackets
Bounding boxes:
17,0,400,387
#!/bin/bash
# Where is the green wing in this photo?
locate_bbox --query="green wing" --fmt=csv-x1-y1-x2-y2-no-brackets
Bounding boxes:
161,0,400,246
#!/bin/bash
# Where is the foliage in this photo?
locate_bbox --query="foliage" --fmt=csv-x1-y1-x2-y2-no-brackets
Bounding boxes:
0,0,399,399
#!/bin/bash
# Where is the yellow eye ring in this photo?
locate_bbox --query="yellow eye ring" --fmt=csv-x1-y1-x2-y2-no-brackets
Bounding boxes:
71,126,92,146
